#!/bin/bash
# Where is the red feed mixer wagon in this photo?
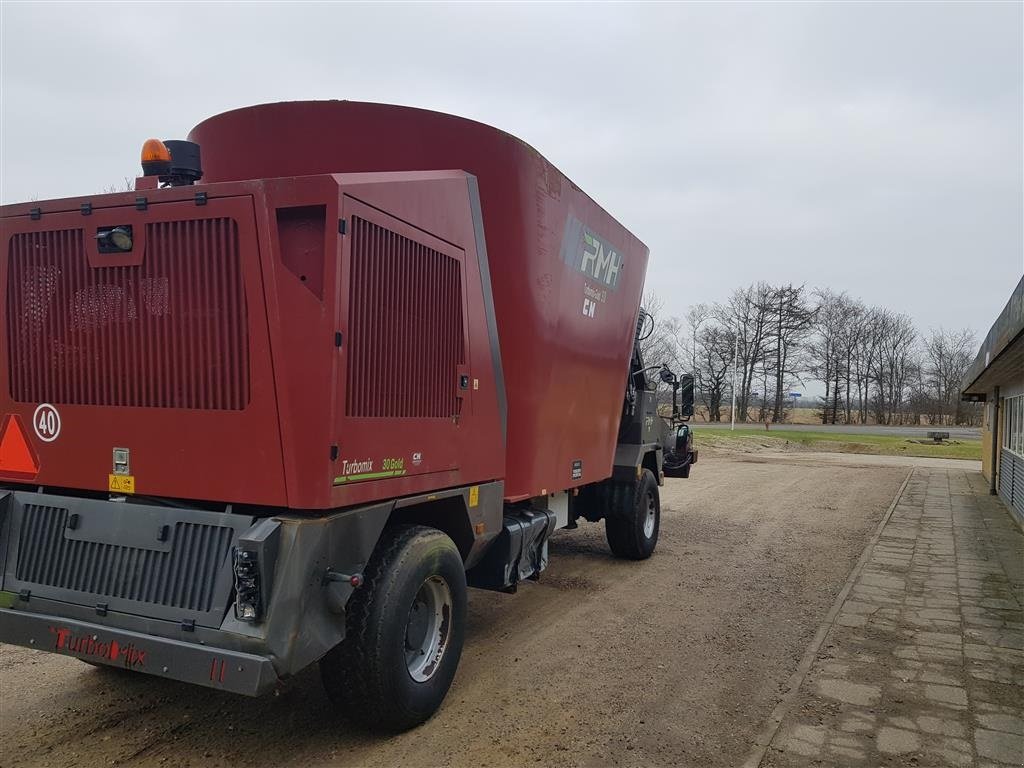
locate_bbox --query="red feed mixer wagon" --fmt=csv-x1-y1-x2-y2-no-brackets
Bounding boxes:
0,101,697,728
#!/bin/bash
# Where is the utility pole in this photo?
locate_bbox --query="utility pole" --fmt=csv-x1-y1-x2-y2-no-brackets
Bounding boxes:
731,325,738,431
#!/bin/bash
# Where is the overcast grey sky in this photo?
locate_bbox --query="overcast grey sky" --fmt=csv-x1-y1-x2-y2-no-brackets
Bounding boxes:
2,1,1021,340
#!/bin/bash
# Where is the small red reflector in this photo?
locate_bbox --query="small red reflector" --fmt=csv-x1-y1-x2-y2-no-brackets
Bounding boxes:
0,414,40,479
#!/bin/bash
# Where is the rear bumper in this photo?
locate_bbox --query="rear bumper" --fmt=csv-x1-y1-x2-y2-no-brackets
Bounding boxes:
0,606,279,696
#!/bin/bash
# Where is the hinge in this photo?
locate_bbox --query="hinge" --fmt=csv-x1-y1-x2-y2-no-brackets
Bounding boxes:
338,219,347,235
330,445,340,461
334,331,343,348
180,619,196,632
29,207,41,221
157,524,169,542
80,202,92,216
135,196,148,211
195,191,208,206
95,603,108,617
67,513,80,530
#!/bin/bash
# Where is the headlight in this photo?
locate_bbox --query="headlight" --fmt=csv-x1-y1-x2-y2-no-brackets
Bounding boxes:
95,225,133,253
109,227,133,250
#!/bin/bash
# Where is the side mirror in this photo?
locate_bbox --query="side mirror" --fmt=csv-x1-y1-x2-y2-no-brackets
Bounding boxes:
675,424,691,452
678,373,695,418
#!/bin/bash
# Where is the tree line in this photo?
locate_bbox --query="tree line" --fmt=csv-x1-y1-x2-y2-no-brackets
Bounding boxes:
640,283,981,426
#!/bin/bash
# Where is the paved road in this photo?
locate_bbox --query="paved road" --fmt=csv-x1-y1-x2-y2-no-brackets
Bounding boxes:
760,466,1023,767
1,454,910,768
707,423,982,440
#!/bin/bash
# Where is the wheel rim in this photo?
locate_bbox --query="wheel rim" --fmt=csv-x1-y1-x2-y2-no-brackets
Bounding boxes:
643,492,657,538
404,575,453,682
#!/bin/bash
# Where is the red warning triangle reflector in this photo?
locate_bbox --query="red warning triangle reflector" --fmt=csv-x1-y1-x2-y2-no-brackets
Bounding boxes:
0,414,40,479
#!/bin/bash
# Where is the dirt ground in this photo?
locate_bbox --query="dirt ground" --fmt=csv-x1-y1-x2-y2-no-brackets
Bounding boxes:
0,455,910,768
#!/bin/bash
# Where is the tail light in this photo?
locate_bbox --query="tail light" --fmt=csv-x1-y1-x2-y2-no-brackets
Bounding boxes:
233,549,262,622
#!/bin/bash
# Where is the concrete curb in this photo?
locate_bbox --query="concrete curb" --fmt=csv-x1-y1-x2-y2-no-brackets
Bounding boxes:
740,467,915,768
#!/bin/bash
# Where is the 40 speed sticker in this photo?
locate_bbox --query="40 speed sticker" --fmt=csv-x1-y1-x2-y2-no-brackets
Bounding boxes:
33,403,61,442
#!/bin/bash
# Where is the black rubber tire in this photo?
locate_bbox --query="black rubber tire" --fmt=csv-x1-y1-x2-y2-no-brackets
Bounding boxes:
605,469,660,560
320,525,467,732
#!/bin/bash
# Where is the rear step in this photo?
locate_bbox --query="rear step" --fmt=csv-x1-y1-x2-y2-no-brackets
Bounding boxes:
0,607,277,695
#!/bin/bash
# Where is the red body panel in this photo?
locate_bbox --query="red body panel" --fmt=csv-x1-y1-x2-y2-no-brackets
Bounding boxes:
190,102,650,501
1,173,506,509
1,102,648,509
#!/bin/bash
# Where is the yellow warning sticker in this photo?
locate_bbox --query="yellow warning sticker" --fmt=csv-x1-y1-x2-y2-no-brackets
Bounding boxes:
468,485,479,508
108,474,135,494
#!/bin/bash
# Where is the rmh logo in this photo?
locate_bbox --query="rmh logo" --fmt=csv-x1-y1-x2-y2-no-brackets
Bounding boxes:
560,215,625,291
580,231,622,289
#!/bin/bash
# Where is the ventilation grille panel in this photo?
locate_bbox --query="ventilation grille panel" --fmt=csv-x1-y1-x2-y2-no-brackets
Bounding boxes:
346,217,465,418
6,219,249,410
14,504,233,613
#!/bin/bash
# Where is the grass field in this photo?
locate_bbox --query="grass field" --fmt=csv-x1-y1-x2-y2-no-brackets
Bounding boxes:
694,427,982,460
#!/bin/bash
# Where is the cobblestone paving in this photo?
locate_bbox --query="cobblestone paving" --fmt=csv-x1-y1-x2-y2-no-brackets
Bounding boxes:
762,468,1024,767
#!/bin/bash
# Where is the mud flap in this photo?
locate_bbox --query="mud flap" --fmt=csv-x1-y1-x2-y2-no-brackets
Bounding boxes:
466,508,555,592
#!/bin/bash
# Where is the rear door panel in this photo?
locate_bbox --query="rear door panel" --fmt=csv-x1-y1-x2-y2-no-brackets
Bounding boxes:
332,196,470,488
0,196,286,506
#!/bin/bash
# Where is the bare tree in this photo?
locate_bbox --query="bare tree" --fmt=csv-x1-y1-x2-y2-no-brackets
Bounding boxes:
693,323,734,422
102,177,135,194
851,307,885,424
674,284,981,427
716,282,772,422
681,303,712,412
839,301,866,423
922,327,978,425
809,289,844,423
810,290,865,423
637,292,688,413
639,292,683,371
764,284,816,422
869,310,916,424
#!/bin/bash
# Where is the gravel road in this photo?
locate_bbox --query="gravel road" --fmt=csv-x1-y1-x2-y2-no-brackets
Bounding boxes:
0,455,909,768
